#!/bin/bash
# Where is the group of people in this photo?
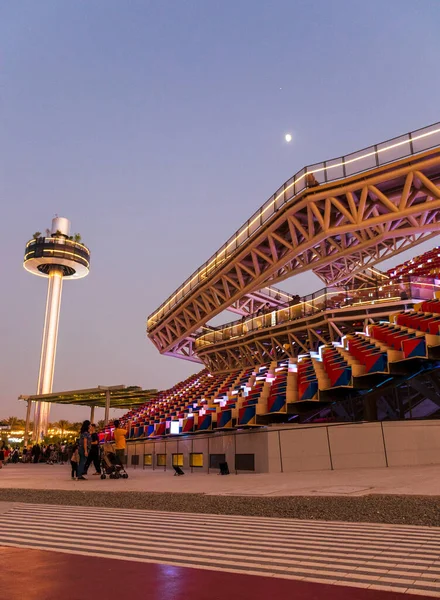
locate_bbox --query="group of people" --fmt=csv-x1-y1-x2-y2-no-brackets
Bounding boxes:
0,419,130,480
0,442,24,467
71,419,129,480
27,442,70,464
70,421,101,480
254,302,274,318
2,442,76,465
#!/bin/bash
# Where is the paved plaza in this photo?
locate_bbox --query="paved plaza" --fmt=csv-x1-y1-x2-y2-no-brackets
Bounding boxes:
1,462,440,496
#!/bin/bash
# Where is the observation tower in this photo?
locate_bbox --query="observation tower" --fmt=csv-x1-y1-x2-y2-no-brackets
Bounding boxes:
24,217,91,440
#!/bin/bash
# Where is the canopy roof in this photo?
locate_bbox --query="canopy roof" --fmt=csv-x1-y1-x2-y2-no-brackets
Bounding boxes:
19,385,157,410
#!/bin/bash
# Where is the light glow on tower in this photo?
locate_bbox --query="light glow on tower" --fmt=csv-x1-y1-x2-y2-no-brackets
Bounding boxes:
24,217,91,440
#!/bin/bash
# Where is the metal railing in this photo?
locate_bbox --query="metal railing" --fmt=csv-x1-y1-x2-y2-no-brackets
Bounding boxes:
254,285,294,303
148,121,440,329
195,276,440,349
25,236,89,252
25,238,90,262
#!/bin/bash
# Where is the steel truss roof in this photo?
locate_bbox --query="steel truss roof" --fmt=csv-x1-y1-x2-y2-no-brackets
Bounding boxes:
148,126,440,364
19,386,157,409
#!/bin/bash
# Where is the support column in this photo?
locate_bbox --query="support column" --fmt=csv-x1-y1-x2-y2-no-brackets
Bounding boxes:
34,266,64,441
104,389,111,425
364,394,378,421
24,399,32,447
90,405,95,423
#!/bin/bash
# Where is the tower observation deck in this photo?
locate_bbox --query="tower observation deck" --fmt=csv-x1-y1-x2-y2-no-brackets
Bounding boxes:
24,217,91,440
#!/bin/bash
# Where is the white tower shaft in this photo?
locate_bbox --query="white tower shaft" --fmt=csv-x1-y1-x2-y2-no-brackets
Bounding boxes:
33,266,64,440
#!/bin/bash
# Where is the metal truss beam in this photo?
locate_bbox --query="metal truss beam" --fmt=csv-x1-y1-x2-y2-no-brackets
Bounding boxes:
225,285,294,316
148,149,440,357
196,300,412,372
163,336,203,364
406,374,440,408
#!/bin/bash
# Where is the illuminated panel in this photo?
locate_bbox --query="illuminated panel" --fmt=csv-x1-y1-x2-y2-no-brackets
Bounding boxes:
170,421,180,435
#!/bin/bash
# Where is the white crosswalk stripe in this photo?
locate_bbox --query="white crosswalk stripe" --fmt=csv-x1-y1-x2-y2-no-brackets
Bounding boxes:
1,503,440,595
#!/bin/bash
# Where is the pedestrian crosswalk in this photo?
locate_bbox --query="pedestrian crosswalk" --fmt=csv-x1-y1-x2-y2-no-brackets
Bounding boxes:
1,503,440,596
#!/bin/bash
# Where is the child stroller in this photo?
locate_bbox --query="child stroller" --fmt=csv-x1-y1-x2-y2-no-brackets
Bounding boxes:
100,443,129,479
47,449,59,465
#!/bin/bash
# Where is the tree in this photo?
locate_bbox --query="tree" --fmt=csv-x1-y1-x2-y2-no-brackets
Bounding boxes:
6,416,21,430
73,233,82,243
56,420,70,437
71,422,82,434
33,231,41,240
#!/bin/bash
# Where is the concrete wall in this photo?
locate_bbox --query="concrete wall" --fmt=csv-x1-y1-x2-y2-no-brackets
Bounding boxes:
279,426,331,472
382,420,440,467
126,420,440,474
328,422,387,470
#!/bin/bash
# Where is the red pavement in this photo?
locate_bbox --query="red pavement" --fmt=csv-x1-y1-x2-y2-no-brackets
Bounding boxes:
0,546,428,600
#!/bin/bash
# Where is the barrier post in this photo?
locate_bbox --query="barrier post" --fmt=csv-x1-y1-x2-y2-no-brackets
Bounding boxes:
381,421,389,467
326,427,334,470
278,430,284,473
207,436,210,474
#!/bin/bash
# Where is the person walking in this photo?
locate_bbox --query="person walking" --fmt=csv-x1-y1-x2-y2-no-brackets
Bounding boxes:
31,443,41,464
84,424,101,476
77,420,91,480
0,441,6,469
1,442,9,466
113,420,130,466
11,447,19,463
70,444,79,480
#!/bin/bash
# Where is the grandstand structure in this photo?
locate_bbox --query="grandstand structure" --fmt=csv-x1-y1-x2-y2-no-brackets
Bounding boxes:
103,122,440,472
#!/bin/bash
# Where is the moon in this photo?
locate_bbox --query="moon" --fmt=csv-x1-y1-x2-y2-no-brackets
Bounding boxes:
285,133,292,142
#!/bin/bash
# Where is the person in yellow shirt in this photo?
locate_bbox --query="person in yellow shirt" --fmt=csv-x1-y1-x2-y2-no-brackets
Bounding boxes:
113,419,130,466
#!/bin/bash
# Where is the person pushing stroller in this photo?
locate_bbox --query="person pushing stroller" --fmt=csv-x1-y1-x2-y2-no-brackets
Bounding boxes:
113,419,130,467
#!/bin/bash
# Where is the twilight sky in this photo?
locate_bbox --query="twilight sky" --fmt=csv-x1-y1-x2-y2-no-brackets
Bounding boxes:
1,0,440,421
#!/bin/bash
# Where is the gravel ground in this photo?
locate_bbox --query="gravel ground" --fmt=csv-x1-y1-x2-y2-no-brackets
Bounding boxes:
0,488,439,526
